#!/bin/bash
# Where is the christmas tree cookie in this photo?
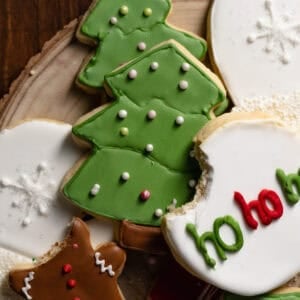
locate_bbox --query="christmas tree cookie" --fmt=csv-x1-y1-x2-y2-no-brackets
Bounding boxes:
63,41,228,229
9,218,126,300
76,0,207,92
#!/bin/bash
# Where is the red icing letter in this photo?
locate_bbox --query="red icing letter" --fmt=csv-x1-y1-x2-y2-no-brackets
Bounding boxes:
234,189,283,230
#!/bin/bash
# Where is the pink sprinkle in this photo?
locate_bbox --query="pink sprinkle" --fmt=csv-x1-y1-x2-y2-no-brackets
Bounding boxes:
140,190,151,201
72,243,79,249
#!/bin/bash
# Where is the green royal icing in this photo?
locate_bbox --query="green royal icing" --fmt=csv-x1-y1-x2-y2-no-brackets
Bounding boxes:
78,0,207,90
276,168,300,204
64,42,228,226
224,292,300,300
187,216,243,268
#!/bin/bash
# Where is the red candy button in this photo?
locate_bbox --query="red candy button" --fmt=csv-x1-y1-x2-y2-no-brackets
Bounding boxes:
62,264,72,274
67,279,77,289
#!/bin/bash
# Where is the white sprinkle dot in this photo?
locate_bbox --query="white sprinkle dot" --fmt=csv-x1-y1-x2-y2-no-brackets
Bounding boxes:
138,42,147,51
0,178,11,187
147,110,157,120
167,199,178,212
29,70,36,76
128,69,138,79
118,110,128,119
189,150,195,158
145,144,154,153
39,204,48,216
256,19,264,29
121,172,130,181
23,217,32,226
176,116,185,125
282,54,291,65
189,179,197,188
90,184,101,196
179,80,189,90
181,63,190,72
155,208,164,218
110,17,118,25
150,62,159,71
247,34,256,43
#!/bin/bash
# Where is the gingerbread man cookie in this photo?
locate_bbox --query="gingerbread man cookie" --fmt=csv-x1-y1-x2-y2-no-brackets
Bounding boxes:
209,0,300,107
76,0,207,92
163,112,300,296
63,41,228,234
9,218,126,300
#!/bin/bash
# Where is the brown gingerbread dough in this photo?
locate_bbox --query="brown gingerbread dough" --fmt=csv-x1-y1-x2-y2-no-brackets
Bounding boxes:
9,218,126,300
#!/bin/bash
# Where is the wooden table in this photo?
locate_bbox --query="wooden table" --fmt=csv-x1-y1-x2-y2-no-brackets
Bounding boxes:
0,0,91,97
0,0,210,99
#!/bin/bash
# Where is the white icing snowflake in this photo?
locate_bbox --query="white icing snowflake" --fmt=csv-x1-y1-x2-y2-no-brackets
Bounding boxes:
0,162,57,226
247,0,300,64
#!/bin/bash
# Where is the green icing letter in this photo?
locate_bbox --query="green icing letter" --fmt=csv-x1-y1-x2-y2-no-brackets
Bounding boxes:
276,168,300,204
214,216,244,252
186,216,243,268
77,0,207,90
64,42,228,227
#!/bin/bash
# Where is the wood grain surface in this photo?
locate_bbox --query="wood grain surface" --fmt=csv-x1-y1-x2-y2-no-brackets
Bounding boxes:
0,0,91,97
0,0,210,99
0,0,212,129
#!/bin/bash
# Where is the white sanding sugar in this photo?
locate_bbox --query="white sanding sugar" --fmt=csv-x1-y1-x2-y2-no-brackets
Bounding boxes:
233,92,300,131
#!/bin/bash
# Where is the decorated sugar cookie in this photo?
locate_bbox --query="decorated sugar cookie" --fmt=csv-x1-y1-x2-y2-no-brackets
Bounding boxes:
76,0,207,92
63,41,228,234
0,120,81,258
9,218,126,300
209,0,300,105
163,112,300,296
224,287,300,300
0,120,115,299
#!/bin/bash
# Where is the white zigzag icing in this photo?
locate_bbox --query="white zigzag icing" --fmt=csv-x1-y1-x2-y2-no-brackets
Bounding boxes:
22,271,35,300
95,252,115,277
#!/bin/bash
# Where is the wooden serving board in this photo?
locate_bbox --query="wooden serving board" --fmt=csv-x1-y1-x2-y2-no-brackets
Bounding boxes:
0,1,212,299
0,0,211,128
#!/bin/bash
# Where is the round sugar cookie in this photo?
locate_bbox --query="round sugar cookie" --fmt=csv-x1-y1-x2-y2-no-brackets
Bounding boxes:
163,112,300,296
0,120,81,257
209,0,300,105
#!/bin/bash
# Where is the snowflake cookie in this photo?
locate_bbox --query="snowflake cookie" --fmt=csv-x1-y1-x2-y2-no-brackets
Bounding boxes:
0,120,82,257
76,0,207,92
9,218,126,300
0,120,114,299
163,112,300,296
209,0,300,105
